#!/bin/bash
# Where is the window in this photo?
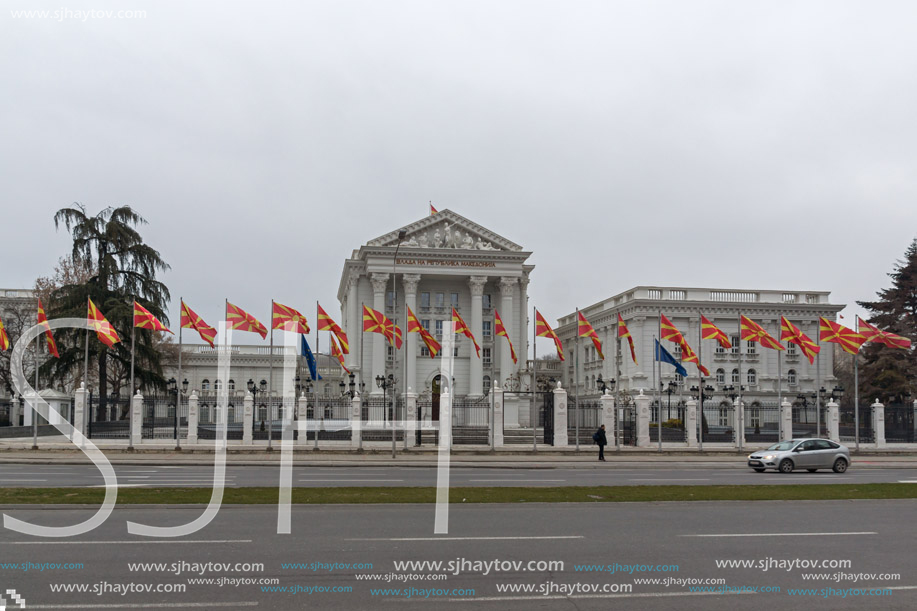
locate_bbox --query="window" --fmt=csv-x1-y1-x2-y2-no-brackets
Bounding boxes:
421,318,431,331
672,343,682,357
435,320,443,336
387,346,394,359
746,340,756,355
214,379,222,391
483,294,492,309
482,320,492,338
421,346,430,357
787,369,797,385
386,291,395,308
715,338,725,354
420,292,430,308
453,346,459,357
201,379,210,391
483,348,492,366
731,336,740,355
434,292,445,308
483,376,491,394
716,369,725,385
675,373,684,386
787,342,797,356
228,379,235,391
451,293,459,308
731,369,739,384
747,369,757,385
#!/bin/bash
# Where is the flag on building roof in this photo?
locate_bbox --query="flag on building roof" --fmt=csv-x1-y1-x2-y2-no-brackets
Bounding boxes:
701,314,731,350
0,316,9,351
660,313,685,346
88,299,121,347
328,334,349,375
819,317,866,354
655,339,688,377
452,307,481,358
226,302,267,339
780,317,820,364
407,306,441,358
133,301,173,334
857,317,912,350
535,309,565,361
617,313,637,364
37,299,59,358
272,302,310,334
494,309,517,364
680,341,710,377
181,301,217,348
300,335,322,380
317,303,349,354
430,203,438,215
577,311,604,360
740,315,785,351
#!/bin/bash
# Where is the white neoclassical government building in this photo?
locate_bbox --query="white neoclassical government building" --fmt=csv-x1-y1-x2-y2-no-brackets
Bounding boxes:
337,209,532,402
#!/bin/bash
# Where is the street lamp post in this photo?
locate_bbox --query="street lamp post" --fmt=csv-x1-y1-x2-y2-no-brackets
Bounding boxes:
661,380,677,420
690,384,715,451
725,384,744,447
376,373,396,459
247,378,268,438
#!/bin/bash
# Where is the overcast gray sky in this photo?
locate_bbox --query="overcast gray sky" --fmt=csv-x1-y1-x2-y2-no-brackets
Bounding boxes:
3,0,916,349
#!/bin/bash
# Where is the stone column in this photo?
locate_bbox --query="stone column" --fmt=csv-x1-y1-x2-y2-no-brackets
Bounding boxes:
351,393,362,449
552,381,568,447
826,399,839,442
130,391,143,447
371,273,389,396
498,277,517,387
685,399,698,447
403,274,421,398
440,388,453,450
493,382,504,447
519,272,530,370
734,398,745,449
468,275,487,397
11,394,21,427
601,389,615,446
780,399,793,442
404,388,417,449
296,393,309,447
187,391,199,444
872,399,885,448
73,384,87,439
347,271,361,373
243,392,254,445
635,389,650,447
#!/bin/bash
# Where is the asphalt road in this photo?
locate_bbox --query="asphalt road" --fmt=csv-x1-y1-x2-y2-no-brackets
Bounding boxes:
0,501,914,610
0,464,916,487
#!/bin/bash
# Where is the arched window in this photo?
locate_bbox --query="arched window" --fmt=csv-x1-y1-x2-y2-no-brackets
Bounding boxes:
214,379,222,391
787,369,797,385
716,368,725,385
201,379,210,391
747,369,757,385
731,369,740,384
228,379,235,391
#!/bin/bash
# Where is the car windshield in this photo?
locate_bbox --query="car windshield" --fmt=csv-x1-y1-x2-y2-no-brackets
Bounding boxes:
766,441,796,451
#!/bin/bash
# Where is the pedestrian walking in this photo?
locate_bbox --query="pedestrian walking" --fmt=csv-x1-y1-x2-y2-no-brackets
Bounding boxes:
593,424,607,461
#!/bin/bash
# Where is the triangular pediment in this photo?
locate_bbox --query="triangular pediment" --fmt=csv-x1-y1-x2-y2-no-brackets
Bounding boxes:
366,209,523,252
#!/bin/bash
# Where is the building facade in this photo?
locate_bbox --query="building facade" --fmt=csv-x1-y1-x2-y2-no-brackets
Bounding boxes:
337,209,533,400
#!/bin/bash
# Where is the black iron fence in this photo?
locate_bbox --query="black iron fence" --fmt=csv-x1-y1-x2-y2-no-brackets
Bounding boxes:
361,397,404,441
87,396,130,439
303,396,352,441
568,398,602,445
0,400,10,426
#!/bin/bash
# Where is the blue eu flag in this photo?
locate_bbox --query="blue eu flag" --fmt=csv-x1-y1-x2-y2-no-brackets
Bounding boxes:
654,339,688,378
301,335,322,380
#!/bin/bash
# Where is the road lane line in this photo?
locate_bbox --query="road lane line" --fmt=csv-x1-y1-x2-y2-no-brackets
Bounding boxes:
6,539,252,545
298,479,404,482
468,479,565,482
682,532,877,537
349,535,583,541
628,478,710,481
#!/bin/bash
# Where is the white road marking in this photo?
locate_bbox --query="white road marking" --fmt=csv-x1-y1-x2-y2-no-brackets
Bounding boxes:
897,480,917,483
3,539,252,548
628,478,710,481
682,532,877,538
444,591,756,602
350,535,584,541
298,479,404,482
468,479,565,482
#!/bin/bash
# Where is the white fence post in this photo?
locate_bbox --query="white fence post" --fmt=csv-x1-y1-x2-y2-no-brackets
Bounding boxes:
296,393,309,447
493,382,504,447
73,383,87,438
872,399,885,448
685,399,698,447
600,390,615,445
243,392,254,445
187,391,199,444
352,393,362,449
130,391,143,447
11,394,22,427
635,390,650,448
552,382,568,448
780,399,793,442
405,389,417,449
826,399,839,442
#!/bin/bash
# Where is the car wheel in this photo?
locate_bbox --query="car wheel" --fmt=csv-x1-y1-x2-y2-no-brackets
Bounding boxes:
832,458,848,473
778,459,794,473
807,469,818,473
753,468,765,473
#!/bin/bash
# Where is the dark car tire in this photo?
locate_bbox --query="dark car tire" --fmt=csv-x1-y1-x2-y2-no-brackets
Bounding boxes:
832,458,848,473
807,469,818,473
778,459,794,473
753,468,765,473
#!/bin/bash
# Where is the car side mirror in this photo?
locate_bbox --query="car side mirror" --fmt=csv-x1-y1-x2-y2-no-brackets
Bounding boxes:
792,447,801,453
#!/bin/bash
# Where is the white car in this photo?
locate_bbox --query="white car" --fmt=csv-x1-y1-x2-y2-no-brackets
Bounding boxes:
747,438,851,473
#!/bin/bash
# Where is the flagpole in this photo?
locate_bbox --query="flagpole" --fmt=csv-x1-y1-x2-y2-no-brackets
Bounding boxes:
176,299,183,451
697,311,703,452
84,297,90,402
854,350,860,451
532,306,537,453
654,336,661,453
657,309,662,452
129,322,135,452
574,308,580,452
268,300,274,451
816,320,821,438
33,329,40,450
737,311,743,452
777,343,783,440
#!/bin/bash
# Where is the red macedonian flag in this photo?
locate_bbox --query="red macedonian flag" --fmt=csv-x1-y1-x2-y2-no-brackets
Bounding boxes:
88,299,121,347
0,315,9,351
363,305,401,348
329,334,351,374
680,341,710,377
181,301,217,348
819,317,866,354
226,302,267,339
536,309,565,361
780,317,820,364
577,311,604,360
317,303,349,354
133,301,173,334
452,308,481,358
660,313,685,346
272,301,310,334
701,315,731,350
740,315,785,351
617,314,636,365
407,306,441,358
494,309,517,364
37,299,60,358
857,317,912,350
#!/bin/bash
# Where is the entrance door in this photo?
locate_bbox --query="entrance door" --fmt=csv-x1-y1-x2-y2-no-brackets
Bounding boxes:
432,375,441,421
